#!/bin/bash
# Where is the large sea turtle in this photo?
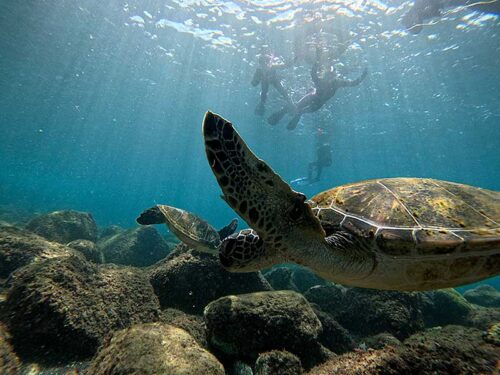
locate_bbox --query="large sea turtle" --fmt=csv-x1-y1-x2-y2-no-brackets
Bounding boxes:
138,112,500,291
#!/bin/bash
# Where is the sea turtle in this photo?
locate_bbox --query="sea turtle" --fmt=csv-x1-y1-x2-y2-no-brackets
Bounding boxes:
137,204,238,253
138,112,500,291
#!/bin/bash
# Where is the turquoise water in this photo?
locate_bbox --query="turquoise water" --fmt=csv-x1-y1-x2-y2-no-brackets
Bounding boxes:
0,1,499,285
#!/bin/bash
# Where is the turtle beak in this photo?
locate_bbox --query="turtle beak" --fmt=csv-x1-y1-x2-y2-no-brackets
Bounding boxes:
202,111,324,240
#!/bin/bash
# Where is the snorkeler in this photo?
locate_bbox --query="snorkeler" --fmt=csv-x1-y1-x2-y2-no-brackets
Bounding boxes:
268,48,368,131
251,53,293,116
402,0,500,34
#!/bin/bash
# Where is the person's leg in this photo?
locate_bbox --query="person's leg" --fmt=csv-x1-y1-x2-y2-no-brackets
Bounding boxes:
273,80,292,104
255,81,269,115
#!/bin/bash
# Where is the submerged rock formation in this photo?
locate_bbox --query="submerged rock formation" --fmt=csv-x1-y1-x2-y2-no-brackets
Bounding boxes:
204,291,328,368
255,350,303,375
67,239,103,263
463,284,500,308
85,323,224,375
0,225,75,279
4,254,160,359
150,251,272,315
0,323,20,375
263,267,299,292
26,210,98,244
420,289,473,327
98,226,169,267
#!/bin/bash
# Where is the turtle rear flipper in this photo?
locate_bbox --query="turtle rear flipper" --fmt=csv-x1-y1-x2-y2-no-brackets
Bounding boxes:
137,206,165,225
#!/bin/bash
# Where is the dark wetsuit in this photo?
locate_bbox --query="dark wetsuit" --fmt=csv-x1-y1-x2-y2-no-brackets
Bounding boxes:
402,0,500,34
308,142,333,183
268,59,367,130
252,57,292,116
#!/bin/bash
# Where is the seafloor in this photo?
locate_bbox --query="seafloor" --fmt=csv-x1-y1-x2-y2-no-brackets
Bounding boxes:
0,206,499,375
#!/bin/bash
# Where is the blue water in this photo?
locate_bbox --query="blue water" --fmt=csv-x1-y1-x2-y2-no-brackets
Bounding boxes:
0,1,499,288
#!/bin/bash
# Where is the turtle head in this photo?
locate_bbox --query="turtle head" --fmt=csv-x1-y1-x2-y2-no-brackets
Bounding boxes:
203,111,325,257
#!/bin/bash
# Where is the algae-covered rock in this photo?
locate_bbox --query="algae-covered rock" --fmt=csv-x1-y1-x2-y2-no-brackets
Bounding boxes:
151,251,272,314
467,306,500,330
421,289,473,327
0,225,75,279
363,333,402,350
161,308,207,348
4,255,160,359
67,239,103,263
399,325,499,374
98,226,169,267
263,267,299,291
290,267,328,293
463,284,500,307
204,291,323,365
483,322,500,346
304,285,345,317
26,210,98,243
0,323,20,375
255,350,303,375
311,307,354,354
335,288,424,340
307,347,406,375
85,323,224,375
99,225,124,239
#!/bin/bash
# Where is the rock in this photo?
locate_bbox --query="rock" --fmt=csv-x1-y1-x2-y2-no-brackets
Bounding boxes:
4,255,160,359
304,285,345,317
204,291,324,367
150,251,272,315
466,306,500,330
363,333,401,350
307,348,407,375
311,307,354,354
84,323,224,375
161,308,207,348
0,323,20,375
67,239,103,263
399,325,499,374
26,210,98,243
255,350,303,375
483,323,500,346
290,267,328,293
263,267,299,291
0,225,75,279
98,226,169,267
335,288,424,340
463,284,500,307
99,225,124,239
420,289,473,327
309,326,500,375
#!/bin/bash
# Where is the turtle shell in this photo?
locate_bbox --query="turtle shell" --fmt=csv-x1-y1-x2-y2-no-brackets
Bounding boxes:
157,205,221,252
311,178,500,257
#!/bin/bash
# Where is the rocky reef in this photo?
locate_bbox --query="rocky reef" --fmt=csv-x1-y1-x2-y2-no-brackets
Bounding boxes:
0,207,498,375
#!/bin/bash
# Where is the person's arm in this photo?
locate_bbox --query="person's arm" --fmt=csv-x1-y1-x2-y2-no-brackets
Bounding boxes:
336,68,368,88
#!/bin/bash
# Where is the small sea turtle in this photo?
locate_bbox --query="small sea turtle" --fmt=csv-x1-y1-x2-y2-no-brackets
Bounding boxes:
138,112,500,291
137,204,237,253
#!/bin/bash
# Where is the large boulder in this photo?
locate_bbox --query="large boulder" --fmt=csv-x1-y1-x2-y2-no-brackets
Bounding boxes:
263,267,299,291
255,350,303,375
4,255,160,359
150,251,272,315
98,226,169,267
463,284,500,308
420,289,473,327
204,291,325,367
84,323,224,375
161,308,207,348
26,210,98,243
466,306,500,330
311,307,354,354
0,225,75,279
0,323,20,375
335,288,424,340
67,239,103,263
304,285,346,317
398,325,500,374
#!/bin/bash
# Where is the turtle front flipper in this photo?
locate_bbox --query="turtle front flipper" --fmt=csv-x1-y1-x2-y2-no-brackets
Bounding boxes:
218,218,238,239
219,229,282,272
